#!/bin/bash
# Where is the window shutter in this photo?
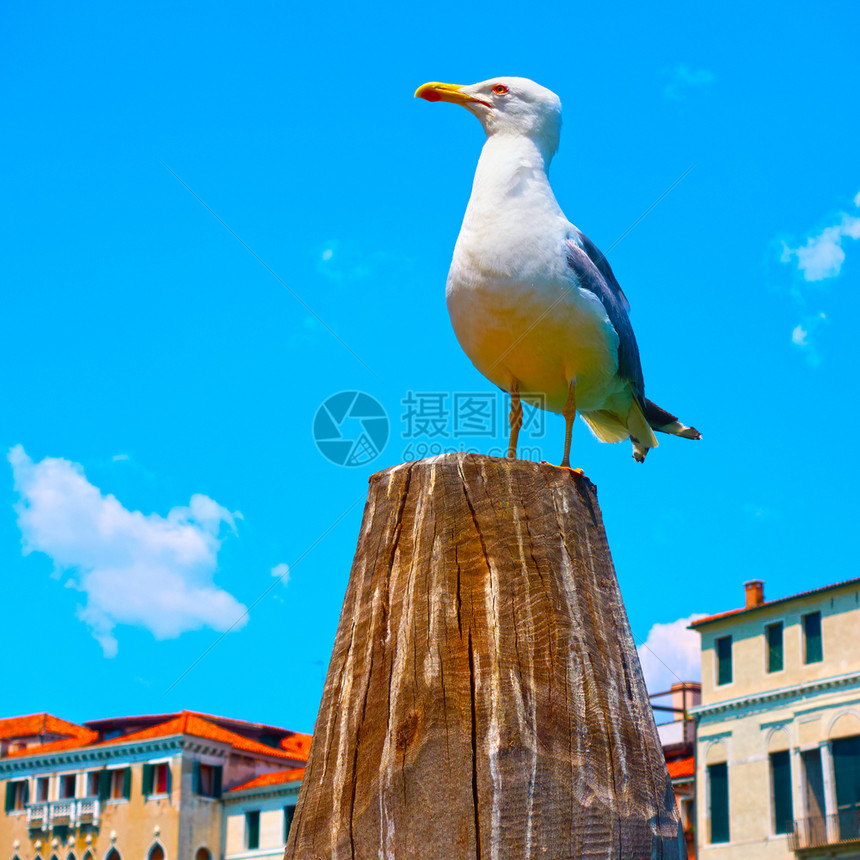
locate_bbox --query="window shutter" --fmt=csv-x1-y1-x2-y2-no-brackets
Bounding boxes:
716,636,733,686
247,810,260,849
98,770,111,801
122,767,132,800
284,804,295,841
4,783,12,813
804,612,823,663
23,780,29,804
213,766,222,798
165,763,172,796
142,764,153,796
771,751,793,834
192,760,201,795
709,762,730,843
767,624,784,673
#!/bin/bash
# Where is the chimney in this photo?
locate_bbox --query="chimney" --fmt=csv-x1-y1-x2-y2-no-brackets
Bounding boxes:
670,682,702,720
744,579,765,609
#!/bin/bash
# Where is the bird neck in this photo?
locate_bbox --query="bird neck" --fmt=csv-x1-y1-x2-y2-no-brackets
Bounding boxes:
465,134,562,220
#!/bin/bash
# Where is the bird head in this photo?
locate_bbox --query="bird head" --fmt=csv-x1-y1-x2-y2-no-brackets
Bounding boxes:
415,77,562,155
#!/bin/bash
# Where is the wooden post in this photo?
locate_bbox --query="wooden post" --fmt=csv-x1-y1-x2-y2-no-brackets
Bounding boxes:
285,453,684,859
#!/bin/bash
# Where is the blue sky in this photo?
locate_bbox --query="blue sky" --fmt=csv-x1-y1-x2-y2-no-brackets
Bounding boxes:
2,0,858,733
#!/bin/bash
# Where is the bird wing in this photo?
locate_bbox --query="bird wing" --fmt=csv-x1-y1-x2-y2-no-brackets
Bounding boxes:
574,229,631,312
565,233,644,402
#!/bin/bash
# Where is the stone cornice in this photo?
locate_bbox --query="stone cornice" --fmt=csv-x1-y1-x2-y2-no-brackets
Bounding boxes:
0,735,232,776
689,670,860,719
223,781,302,804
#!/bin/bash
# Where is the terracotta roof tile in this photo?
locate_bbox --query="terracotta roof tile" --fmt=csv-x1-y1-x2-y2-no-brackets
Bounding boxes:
690,575,860,629
666,755,695,779
228,768,306,792
0,714,90,742
5,731,99,758
280,733,312,762
5,711,309,763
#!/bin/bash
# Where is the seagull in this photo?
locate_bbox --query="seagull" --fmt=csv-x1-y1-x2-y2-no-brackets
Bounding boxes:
415,77,700,465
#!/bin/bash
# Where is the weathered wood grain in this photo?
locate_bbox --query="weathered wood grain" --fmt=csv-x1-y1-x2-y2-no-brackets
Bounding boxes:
285,453,683,859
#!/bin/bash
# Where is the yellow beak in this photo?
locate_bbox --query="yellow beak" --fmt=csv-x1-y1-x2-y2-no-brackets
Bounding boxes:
414,81,490,108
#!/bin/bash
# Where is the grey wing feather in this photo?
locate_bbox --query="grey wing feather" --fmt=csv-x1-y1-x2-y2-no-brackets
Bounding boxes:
575,229,631,312
565,233,644,402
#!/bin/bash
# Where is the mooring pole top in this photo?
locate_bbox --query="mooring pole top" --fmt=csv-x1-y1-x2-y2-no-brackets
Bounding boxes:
369,452,597,492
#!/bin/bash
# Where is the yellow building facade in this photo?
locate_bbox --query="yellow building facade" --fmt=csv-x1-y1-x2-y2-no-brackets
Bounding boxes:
0,712,309,860
690,577,860,859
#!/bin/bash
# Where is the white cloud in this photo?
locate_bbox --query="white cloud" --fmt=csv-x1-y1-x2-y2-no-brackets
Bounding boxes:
112,453,130,462
636,614,706,694
271,562,290,586
664,64,715,100
781,192,860,282
742,502,779,521
779,192,858,364
8,445,247,657
780,217,860,281
791,312,827,366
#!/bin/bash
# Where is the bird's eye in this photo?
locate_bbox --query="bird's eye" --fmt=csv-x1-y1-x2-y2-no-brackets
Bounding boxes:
492,84,509,95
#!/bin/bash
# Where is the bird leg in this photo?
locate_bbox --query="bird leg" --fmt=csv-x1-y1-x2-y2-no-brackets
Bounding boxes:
560,381,577,468
508,381,523,459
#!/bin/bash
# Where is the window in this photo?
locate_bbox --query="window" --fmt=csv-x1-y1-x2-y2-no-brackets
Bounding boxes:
770,750,793,834
833,735,860,841
708,762,730,843
147,844,165,860
105,850,121,860
155,763,170,794
4,779,28,812
35,776,50,802
85,772,100,797
102,767,131,801
142,763,171,797
802,749,826,823
766,622,784,673
59,774,77,799
716,636,732,686
246,810,260,850
284,804,295,842
803,612,823,663
194,849,212,860
193,762,222,798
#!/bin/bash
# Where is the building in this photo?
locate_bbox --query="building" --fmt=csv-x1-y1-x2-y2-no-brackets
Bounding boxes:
222,769,304,859
652,681,701,859
689,577,860,859
0,711,310,860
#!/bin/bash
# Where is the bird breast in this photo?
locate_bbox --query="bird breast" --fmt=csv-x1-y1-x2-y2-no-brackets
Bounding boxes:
446,227,623,415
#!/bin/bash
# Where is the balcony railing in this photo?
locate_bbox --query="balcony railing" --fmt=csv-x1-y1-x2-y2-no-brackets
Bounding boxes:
26,802,47,828
25,798,101,830
790,809,860,851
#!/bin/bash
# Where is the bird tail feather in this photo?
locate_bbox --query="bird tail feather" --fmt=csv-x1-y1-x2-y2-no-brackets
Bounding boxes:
643,398,701,440
581,411,630,444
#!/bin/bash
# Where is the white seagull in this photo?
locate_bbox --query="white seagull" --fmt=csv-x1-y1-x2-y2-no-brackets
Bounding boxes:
415,76,700,466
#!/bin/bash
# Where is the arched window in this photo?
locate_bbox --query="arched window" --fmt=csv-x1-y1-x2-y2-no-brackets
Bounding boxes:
82,853,94,860
105,850,121,860
67,854,77,860
194,849,211,860
147,845,165,860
